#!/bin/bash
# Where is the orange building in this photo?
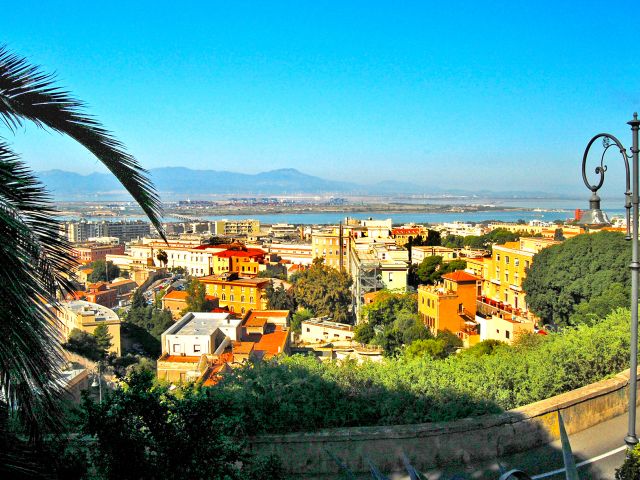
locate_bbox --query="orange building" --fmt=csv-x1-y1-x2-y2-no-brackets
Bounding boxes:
69,282,118,308
199,274,270,316
418,271,481,337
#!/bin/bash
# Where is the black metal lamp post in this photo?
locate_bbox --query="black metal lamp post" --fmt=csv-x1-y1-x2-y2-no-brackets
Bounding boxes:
578,113,640,447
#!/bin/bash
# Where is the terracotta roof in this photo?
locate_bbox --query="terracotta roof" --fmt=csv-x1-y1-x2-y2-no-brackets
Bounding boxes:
254,326,288,358
233,341,255,355
441,270,480,283
160,355,201,363
213,248,265,258
163,290,188,300
244,316,267,328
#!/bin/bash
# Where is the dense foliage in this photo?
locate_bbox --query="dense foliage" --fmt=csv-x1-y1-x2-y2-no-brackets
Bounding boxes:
87,260,121,283
291,257,352,323
264,281,296,311
354,291,431,355
409,256,467,287
616,444,640,480
125,289,173,356
257,263,288,280
82,370,283,480
523,231,630,325
441,228,522,250
209,309,631,433
64,328,107,361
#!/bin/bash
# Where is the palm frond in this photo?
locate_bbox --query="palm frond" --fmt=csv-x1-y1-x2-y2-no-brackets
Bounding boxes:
0,142,76,435
0,46,165,238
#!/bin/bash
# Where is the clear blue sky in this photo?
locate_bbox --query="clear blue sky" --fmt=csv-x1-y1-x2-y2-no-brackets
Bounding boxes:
3,1,640,194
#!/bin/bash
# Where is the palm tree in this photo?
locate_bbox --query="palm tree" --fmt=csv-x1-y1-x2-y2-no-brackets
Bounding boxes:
0,45,164,443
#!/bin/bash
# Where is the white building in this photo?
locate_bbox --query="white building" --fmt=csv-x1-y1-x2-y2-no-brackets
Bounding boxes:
300,317,354,344
161,312,243,357
475,313,535,345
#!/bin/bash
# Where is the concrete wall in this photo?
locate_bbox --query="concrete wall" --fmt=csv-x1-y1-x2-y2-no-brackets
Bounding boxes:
249,368,640,476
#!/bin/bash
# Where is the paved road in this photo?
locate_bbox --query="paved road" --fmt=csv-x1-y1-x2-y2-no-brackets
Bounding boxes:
411,406,639,479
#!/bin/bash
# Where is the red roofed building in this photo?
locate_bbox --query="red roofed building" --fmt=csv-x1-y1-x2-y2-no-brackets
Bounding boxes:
68,282,118,309
211,247,265,277
418,270,481,343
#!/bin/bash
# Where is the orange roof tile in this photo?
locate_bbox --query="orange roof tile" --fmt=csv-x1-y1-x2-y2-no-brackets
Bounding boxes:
254,327,288,357
163,290,188,300
233,341,255,355
160,355,201,363
441,270,480,283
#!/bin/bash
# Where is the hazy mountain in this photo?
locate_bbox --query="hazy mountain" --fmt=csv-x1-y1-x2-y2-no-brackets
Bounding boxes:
37,167,423,199
36,167,575,200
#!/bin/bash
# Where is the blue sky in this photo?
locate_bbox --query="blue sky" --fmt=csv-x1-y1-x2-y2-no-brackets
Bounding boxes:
3,1,640,194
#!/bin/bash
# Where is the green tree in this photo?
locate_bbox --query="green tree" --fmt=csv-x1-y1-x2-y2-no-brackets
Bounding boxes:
568,282,629,326
416,255,444,284
87,260,121,283
81,370,284,480
404,338,446,359
93,323,113,357
182,279,215,314
292,258,352,323
63,329,102,362
257,264,287,280
291,308,314,334
0,47,163,445
523,231,630,326
264,281,296,311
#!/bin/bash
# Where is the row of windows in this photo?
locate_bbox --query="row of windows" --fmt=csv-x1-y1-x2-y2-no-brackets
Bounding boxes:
220,293,254,303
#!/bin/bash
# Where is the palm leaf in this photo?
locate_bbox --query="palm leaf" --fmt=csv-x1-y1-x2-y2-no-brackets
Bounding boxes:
0,46,165,238
0,142,76,435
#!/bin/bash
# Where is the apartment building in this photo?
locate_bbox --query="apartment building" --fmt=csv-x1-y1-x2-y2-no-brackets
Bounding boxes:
157,310,289,383
418,271,481,337
391,226,426,247
71,242,125,264
300,317,354,344
487,237,560,312
213,219,260,236
63,220,151,243
211,247,265,277
56,300,122,355
199,273,270,315
128,240,228,276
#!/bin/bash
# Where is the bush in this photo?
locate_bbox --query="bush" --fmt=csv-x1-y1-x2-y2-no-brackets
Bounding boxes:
616,444,640,479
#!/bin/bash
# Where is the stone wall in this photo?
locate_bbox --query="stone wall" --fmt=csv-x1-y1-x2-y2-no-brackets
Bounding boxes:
249,368,639,476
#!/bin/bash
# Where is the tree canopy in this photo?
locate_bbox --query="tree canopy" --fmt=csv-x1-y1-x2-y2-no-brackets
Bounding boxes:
523,231,630,326
409,256,467,287
88,260,121,283
292,258,352,323
181,279,215,315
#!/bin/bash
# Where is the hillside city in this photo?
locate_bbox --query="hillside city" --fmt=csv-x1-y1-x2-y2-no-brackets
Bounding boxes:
4,5,640,479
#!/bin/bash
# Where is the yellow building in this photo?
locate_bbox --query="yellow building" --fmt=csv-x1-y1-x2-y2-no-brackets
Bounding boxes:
210,247,265,277
418,271,481,337
311,227,350,270
199,274,270,315
487,237,560,313
55,300,122,356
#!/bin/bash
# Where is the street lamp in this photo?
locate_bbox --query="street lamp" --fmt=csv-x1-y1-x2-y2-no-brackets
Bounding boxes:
91,361,103,404
578,113,640,447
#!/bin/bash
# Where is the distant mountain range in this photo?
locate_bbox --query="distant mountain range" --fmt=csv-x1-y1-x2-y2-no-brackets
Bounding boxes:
36,167,575,200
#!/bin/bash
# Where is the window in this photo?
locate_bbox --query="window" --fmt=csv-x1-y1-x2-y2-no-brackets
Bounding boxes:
229,306,234,312
505,331,510,340
505,272,509,283
306,328,310,332
241,307,245,314
496,254,501,262
514,258,520,267
230,294,234,301
525,260,530,268
241,295,245,303
505,256,510,265
193,345,201,353
250,296,254,303
173,344,180,352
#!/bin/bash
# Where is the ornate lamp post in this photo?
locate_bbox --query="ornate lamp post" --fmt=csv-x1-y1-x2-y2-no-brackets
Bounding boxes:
578,113,640,447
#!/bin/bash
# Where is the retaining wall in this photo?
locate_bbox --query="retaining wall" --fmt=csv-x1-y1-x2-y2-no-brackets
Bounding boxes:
249,368,640,476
